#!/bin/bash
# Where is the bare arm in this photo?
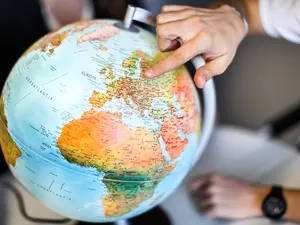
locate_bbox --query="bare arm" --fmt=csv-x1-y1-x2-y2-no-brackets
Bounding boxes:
281,188,300,222
190,173,300,223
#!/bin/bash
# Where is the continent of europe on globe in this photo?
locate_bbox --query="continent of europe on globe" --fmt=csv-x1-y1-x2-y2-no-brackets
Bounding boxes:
0,19,202,222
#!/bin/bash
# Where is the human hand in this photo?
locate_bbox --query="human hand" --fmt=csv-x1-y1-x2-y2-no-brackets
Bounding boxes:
189,173,270,219
143,5,247,88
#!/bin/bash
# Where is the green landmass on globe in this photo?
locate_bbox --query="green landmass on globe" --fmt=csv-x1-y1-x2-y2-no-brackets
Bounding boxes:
0,19,202,221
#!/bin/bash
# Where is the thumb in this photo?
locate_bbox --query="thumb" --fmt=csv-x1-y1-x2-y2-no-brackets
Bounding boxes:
194,55,230,88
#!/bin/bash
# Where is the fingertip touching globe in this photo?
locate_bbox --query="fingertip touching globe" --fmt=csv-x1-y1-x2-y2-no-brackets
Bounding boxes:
0,19,202,222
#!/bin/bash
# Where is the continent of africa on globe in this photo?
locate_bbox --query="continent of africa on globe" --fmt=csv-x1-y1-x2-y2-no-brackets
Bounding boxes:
0,19,202,222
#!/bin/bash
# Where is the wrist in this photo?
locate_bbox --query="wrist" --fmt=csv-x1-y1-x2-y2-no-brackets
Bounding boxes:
231,7,249,37
220,5,249,39
252,186,271,217
208,0,263,36
219,5,249,44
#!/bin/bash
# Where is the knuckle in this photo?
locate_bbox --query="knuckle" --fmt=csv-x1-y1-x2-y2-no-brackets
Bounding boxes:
219,4,232,12
213,174,222,181
184,9,196,16
189,15,203,26
156,26,165,36
161,5,169,12
156,14,164,24
200,31,211,43
208,175,224,186
196,31,213,50
207,184,218,194
209,173,220,182
173,51,186,62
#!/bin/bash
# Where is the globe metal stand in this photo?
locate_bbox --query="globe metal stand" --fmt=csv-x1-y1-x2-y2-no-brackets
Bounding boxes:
115,220,129,225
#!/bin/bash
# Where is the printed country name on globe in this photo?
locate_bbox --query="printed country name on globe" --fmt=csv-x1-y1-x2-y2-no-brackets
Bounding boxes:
26,77,53,100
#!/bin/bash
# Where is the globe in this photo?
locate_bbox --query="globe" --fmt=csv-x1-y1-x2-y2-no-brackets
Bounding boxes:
0,19,202,222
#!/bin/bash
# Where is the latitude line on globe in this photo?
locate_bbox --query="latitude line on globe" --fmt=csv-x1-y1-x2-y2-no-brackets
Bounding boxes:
73,49,88,54
48,180,55,190
25,166,35,173
14,92,32,107
41,73,68,86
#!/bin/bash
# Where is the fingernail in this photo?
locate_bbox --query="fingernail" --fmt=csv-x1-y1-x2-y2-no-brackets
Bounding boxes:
202,69,211,82
143,69,153,78
195,75,206,89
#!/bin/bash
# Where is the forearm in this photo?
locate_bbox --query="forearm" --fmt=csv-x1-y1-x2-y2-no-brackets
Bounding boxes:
208,0,266,35
282,188,300,222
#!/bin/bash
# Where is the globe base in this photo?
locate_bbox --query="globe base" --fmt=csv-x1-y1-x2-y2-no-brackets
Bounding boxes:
75,207,171,225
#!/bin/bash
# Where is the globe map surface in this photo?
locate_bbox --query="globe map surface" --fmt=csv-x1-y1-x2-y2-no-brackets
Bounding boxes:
0,19,202,222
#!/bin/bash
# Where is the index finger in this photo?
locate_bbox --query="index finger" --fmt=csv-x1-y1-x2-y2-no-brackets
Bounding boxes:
144,36,208,78
161,5,193,12
144,42,194,78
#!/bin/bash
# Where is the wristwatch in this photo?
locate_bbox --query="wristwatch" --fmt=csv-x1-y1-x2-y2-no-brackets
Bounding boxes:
262,185,287,220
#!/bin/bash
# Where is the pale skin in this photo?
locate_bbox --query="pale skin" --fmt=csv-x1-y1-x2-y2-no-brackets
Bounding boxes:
189,173,300,222
144,0,300,222
40,0,85,26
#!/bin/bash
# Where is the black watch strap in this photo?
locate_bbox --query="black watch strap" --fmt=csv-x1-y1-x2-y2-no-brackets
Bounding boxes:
272,185,283,195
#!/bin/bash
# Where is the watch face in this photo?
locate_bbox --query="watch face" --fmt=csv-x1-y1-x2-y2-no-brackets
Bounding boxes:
265,197,286,216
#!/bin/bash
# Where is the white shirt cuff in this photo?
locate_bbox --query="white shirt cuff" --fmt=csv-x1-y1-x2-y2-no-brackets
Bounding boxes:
259,0,300,44
259,0,278,38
